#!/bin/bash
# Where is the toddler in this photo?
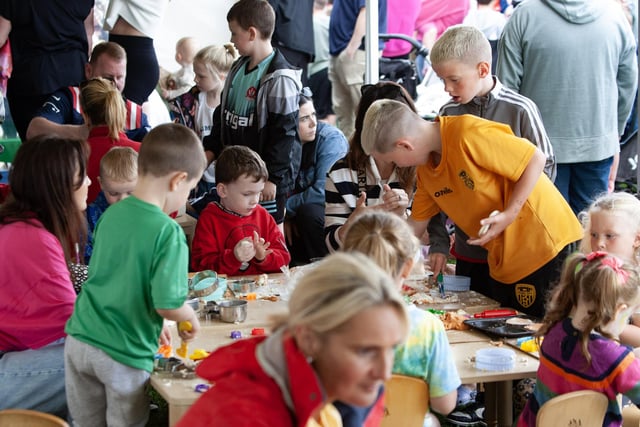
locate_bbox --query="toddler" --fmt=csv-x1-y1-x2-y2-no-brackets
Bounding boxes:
191,145,290,275
161,36,199,100
64,123,206,426
518,252,640,426
85,146,138,264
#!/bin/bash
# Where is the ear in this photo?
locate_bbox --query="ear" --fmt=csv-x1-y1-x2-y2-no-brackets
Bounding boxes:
292,325,321,358
248,26,258,41
477,61,491,79
633,233,640,253
84,63,92,80
168,171,188,192
396,138,415,152
216,182,227,198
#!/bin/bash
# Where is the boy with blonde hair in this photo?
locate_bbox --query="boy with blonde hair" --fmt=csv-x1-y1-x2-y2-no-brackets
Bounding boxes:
65,123,206,426
191,145,290,275
429,25,555,299
85,146,138,263
362,99,582,318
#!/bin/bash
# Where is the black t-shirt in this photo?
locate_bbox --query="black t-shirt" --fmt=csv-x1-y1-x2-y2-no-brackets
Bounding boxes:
0,0,93,95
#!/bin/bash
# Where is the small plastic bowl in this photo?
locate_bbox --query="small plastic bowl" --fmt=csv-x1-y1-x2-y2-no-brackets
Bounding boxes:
475,348,515,371
443,275,471,292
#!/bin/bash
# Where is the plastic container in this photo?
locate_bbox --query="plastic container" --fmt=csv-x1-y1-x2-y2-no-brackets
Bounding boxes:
475,348,515,371
443,275,471,292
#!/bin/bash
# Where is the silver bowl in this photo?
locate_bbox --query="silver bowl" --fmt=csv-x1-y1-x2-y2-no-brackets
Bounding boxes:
229,278,256,294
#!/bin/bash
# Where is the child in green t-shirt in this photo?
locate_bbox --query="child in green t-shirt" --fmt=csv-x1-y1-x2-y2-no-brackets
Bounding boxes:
64,123,207,426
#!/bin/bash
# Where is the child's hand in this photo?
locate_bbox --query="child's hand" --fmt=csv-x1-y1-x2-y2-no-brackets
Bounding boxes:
338,192,368,241
252,230,273,262
178,315,200,342
261,181,277,201
234,238,256,263
159,322,172,347
467,210,508,247
381,184,409,217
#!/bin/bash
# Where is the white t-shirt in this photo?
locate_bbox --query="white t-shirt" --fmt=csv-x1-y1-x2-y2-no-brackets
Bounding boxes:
103,0,169,39
197,91,217,183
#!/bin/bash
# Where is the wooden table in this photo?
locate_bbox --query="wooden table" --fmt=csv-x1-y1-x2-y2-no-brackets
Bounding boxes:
452,340,539,427
150,290,524,427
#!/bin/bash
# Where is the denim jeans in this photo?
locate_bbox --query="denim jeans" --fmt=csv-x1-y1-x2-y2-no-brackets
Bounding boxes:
0,339,68,419
554,157,613,215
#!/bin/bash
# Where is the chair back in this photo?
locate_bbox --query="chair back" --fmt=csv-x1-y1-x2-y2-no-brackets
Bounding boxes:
380,374,429,427
0,409,70,427
536,390,608,427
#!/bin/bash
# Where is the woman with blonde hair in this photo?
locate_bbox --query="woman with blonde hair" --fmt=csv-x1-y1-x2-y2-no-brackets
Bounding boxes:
177,252,409,427
80,77,140,204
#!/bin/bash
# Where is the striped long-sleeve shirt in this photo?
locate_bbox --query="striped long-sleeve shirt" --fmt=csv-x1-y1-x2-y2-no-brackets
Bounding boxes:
324,156,405,252
518,319,640,427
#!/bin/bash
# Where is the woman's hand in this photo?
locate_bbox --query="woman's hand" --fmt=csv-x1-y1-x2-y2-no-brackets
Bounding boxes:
381,184,409,217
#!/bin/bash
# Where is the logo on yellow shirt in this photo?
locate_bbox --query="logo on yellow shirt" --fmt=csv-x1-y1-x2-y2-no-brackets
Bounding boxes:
515,283,536,308
458,170,475,190
434,187,453,197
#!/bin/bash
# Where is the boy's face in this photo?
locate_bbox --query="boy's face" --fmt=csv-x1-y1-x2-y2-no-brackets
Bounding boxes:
432,59,487,105
228,20,253,57
217,174,264,217
371,142,418,169
99,176,137,205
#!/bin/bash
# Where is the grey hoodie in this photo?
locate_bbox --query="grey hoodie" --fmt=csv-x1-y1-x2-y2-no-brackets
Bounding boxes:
497,0,637,163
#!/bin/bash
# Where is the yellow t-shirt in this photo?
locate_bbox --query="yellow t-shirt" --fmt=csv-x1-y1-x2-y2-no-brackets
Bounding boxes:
412,115,582,283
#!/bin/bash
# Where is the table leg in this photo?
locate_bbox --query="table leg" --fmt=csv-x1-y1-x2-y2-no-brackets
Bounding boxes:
483,381,513,427
497,380,513,427
484,382,498,427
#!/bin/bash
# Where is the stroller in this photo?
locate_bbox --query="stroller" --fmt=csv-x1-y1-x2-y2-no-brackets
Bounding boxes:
378,33,429,100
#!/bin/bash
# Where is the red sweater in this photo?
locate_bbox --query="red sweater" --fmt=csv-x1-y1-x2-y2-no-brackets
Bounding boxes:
86,126,141,203
191,202,290,274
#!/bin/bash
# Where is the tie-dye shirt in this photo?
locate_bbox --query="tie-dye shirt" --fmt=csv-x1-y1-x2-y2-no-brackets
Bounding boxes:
518,318,640,427
392,305,461,400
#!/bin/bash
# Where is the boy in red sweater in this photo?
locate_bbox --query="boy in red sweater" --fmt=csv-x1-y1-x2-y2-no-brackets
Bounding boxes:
191,146,290,274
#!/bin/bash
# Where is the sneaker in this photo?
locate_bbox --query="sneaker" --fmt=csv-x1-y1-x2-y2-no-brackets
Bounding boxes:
445,402,487,427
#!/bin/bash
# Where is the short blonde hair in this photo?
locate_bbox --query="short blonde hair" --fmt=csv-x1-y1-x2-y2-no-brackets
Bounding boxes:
361,99,418,155
138,123,206,180
579,192,640,256
100,146,138,182
193,44,238,79
430,25,492,67
80,77,126,140
272,252,408,337
344,211,419,279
